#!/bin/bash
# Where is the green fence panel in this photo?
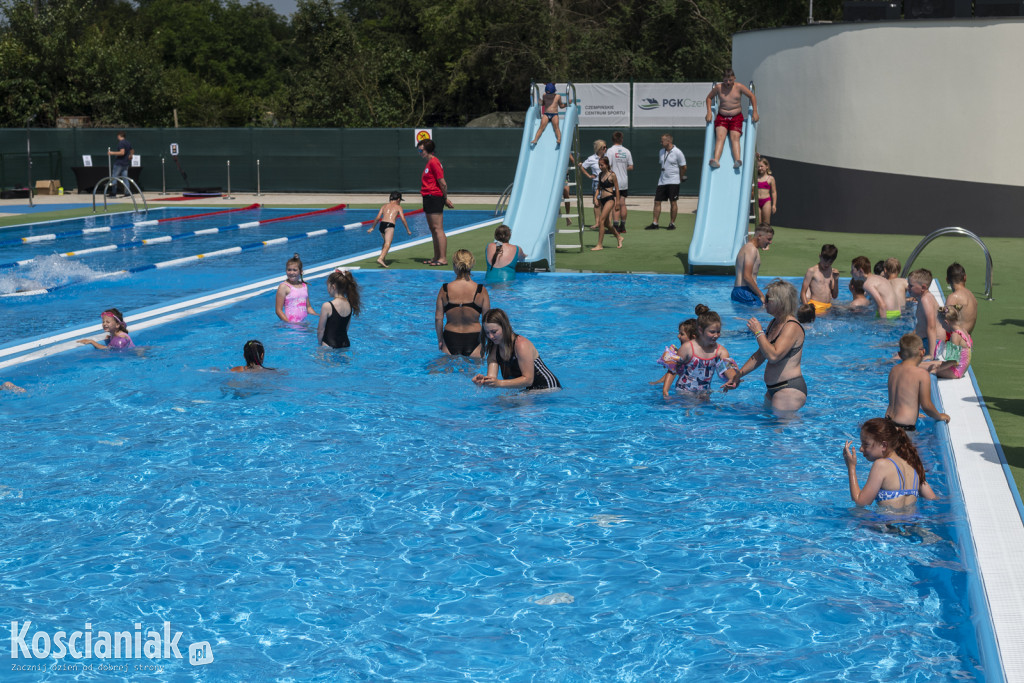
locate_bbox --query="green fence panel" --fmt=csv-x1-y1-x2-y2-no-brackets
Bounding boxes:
0,126,710,196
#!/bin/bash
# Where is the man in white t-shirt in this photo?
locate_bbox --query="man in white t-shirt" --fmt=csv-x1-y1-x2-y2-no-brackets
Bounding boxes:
606,131,633,233
646,134,688,231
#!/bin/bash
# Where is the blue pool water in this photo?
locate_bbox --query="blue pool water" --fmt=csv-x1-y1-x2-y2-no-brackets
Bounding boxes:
0,266,987,680
0,207,494,346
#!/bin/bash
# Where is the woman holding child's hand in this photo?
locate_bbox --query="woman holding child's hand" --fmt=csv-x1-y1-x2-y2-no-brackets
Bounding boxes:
730,279,807,413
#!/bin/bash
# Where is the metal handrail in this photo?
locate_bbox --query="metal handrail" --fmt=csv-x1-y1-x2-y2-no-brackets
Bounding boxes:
92,176,148,215
901,226,993,300
495,183,513,216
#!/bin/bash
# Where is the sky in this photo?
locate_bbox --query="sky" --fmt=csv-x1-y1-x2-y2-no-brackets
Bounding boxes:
262,0,299,17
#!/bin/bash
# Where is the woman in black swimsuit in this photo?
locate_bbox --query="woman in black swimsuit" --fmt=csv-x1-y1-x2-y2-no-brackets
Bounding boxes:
317,269,361,348
435,249,490,358
472,308,561,391
590,156,622,251
729,279,807,412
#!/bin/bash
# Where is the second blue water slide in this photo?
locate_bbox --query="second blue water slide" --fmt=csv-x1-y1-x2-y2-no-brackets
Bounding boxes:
504,99,579,268
687,99,758,272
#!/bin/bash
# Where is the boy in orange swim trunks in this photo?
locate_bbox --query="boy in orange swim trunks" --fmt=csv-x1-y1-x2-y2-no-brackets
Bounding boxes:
800,244,839,315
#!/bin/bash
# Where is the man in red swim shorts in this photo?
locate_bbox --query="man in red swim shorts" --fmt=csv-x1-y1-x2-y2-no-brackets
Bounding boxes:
705,69,759,169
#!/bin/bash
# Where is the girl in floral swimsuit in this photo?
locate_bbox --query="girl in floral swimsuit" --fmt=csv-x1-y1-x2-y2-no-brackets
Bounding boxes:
659,304,739,398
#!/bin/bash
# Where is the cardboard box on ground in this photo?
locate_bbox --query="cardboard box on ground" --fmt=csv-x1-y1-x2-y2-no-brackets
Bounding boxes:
34,179,60,195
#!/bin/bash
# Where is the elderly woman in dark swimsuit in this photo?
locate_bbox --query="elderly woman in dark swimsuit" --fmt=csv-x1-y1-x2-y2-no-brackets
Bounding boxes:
435,249,490,358
728,279,807,412
472,308,560,391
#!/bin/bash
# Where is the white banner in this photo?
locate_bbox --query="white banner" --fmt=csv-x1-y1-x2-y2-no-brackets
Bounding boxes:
632,83,713,128
565,83,630,128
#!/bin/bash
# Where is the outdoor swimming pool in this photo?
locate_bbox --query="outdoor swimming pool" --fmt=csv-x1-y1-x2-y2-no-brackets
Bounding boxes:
0,264,992,680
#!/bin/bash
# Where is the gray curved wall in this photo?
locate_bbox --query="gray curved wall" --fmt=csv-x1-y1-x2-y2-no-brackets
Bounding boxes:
733,20,1024,236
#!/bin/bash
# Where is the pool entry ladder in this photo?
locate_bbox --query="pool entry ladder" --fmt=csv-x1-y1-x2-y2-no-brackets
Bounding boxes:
92,176,149,215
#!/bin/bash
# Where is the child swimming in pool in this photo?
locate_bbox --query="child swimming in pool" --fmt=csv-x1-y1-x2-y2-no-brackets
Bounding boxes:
275,253,318,323
77,308,134,350
231,339,273,372
317,269,361,349
367,191,411,268
2,381,25,393
650,318,697,386
842,417,937,509
923,304,973,379
659,304,739,398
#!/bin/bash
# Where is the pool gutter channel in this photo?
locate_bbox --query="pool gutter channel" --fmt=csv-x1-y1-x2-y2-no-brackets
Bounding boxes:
1,229,1019,681
929,280,1024,683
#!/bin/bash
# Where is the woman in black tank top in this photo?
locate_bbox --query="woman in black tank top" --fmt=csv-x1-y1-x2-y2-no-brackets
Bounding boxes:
472,308,561,391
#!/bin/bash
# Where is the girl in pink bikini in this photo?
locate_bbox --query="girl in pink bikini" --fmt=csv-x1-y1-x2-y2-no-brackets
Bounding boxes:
275,253,318,323
658,304,739,398
755,157,778,226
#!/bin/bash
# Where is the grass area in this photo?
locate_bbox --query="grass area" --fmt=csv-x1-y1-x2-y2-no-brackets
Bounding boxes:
355,206,1024,495
5,202,1021,494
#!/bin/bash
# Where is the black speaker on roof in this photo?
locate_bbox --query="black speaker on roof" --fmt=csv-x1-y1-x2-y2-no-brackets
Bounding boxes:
842,0,901,20
975,0,1024,15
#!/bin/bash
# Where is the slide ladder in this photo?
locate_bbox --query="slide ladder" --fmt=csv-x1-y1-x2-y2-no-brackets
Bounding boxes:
687,82,758,273
504,82,583,268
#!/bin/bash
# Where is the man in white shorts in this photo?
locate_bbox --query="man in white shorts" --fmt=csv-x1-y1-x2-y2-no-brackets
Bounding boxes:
606,131,633,233
646,134,687,231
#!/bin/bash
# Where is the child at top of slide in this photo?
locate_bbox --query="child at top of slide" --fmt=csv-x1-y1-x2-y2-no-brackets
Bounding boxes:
705,69,759,169
275,253,318,323
530,82,566,147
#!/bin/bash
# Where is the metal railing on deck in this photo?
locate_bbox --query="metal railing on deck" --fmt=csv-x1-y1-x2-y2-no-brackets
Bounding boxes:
901,226,993,300
92,177,148,215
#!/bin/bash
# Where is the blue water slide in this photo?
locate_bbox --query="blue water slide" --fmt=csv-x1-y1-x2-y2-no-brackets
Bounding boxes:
504,99,579,268
687,99,758,272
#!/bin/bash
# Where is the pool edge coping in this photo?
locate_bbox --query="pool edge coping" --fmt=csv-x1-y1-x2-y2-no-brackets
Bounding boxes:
930,279,1024,683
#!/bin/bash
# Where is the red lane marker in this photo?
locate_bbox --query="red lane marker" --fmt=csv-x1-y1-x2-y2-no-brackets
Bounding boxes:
257,204,347,225
155,203,262,222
